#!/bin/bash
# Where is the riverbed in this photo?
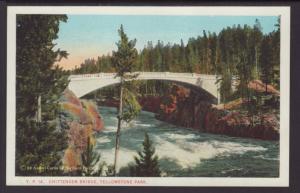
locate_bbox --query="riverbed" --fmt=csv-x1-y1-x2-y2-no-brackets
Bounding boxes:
95,106,279,177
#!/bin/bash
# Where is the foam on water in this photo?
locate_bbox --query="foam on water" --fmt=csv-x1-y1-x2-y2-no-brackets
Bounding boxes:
103,126,117,133
153,136,267,168
136,123,153,127
96,107,278,176
121,120,153,128
97,147,137,171
109,117,118,121
253,155,279,161
164,133,197,140
96,136,111,144
102,123,153,135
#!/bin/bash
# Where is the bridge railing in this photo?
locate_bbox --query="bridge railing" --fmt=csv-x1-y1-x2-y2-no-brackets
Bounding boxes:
69,72,218,80
69,73,116,79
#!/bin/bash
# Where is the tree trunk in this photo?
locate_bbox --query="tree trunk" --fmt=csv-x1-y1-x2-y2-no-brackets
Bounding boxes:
113,77,124,176
255,46,259,79
146,81,148,95
36,95,42,122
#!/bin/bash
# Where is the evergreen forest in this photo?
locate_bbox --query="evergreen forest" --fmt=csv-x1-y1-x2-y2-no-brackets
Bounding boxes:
72,18,280,102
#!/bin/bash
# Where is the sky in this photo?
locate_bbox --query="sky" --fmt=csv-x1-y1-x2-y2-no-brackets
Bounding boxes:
54,15,278,70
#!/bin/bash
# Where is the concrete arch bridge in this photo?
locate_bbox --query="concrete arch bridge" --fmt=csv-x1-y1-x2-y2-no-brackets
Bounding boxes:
68,72,221,103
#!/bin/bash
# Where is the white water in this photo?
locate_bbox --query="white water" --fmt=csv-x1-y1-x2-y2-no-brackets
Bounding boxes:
95,106,279,177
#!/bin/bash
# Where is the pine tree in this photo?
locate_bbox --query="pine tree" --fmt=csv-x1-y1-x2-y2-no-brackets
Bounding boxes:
16,15,69,175
209,32,218,74
179,39,187,71
186,39,197,72
71,18,280,104
217,67,233,104
252,19,263,79
235,25,253,102
81,137,101,176
112,25,141,175
271,17,280,89
154,40,163,72
260,35,273,93
162,43,172,72
17,120,67,176
130,132,161,177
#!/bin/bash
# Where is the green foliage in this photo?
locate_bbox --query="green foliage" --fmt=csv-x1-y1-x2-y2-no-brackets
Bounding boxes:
72,56,115,74
112,24,138,76
72,19,279,80
80,137,101,176
122,87,142,122
252,19,263,79
72,18,280,115
260,35,273,93
272,17,280,89
72,18,280,103
112,25,141,175
216,67,233,103
16,15,69,118
112,24,141,123
260,21,280,90
130,132,161,177
16,119,67,175
104,164,115,176
16,15,69,175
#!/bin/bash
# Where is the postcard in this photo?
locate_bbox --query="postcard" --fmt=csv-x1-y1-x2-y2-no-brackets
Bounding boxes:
6,6,290,186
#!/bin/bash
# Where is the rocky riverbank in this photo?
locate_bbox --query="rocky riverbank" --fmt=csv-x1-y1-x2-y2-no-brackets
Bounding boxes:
59,89,104,172
95,82,280,141
156,84,279,141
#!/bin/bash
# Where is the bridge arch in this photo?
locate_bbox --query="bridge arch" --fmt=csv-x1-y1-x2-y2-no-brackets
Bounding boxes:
68,72,220,103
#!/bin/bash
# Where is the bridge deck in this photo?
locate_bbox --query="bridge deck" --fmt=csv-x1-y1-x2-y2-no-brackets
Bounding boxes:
69,72,217,80
68,72,220,103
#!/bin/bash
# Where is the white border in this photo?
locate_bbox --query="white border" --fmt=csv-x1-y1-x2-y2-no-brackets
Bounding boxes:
7,6,290,187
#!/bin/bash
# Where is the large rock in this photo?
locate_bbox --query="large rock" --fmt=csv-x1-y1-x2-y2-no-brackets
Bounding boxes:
248,80,280,96
139,96,161,113
204,110,279,140
157,85,279,141
59,89,104,172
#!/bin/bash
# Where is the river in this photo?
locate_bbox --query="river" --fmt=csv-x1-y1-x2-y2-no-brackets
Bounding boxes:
95,106,279,177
